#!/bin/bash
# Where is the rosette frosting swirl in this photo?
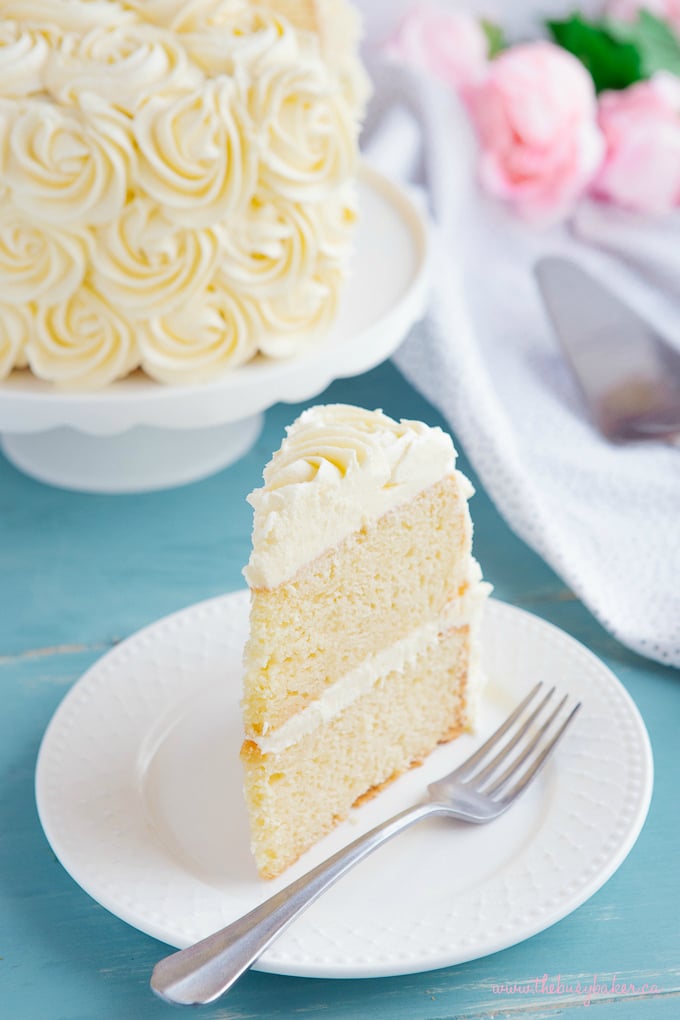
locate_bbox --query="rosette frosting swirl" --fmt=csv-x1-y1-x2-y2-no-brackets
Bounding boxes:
45,23,203,114
263,406,455,488
216,193,319,298
92,196,219,317
139,279,260,384
133,77,255,227
0,212,90,304
123,0,216,28
244,406,459,588
0,0,136,34
175,5,299,76
256,263,342,357
249,61,358,201
28,283,139,389
0,21,49,97
5,96,136,226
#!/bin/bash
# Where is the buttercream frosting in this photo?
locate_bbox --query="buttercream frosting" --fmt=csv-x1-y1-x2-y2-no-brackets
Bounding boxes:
255,262,342,357
139,279,261,384
244,404,472,589
0,212,91,304
0,1,136,35
174,6,300,76
215,191,320,299
133,77,256,228
249,60,357,202
91,196,220,317
29,282,139,389
5,95,136,227
0,0,368,388
0,20,49,97
45,22,203,114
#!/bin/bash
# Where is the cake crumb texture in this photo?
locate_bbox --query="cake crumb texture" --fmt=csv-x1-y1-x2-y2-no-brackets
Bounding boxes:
241,627,470,879
242,475,471,736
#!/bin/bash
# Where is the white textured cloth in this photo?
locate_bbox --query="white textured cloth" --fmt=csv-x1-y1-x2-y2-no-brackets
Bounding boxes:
364,63,680,668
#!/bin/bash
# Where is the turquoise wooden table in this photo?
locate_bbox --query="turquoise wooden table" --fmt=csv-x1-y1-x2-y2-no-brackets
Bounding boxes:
1,358,678,1020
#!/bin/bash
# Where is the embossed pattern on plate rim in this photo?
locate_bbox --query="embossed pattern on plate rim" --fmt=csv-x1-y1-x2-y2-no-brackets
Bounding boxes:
35,593,654,979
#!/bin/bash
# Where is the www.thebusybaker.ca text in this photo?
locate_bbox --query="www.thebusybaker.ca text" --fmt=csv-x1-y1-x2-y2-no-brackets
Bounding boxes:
492,974,660,1007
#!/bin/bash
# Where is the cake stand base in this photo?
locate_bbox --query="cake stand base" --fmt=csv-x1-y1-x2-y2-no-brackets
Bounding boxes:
1,415,263,494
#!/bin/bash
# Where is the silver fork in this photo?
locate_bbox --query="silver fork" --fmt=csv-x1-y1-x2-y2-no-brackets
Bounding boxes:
151,682,581,1006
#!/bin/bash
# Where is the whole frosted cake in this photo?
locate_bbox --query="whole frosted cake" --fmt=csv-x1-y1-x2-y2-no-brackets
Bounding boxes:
0,0,369,388
241,404,490,879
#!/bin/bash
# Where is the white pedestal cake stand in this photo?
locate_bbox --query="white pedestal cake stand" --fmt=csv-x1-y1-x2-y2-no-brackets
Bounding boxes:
0,166,429,493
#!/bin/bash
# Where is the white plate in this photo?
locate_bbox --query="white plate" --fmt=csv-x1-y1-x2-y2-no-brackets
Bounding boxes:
0,166,429,492
35,593,653,979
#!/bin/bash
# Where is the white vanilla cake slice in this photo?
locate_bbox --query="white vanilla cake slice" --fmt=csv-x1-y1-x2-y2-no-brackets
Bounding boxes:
240,403,489,879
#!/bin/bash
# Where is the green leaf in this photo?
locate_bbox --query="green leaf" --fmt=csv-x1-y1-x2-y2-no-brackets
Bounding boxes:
547,15,643,92
481,18,505,59
607,10,680,77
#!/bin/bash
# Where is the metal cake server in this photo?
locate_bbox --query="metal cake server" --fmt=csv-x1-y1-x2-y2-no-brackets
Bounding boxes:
535,255,680,444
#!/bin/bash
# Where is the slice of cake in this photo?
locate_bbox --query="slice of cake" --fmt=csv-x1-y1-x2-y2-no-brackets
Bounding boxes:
240,403,489,879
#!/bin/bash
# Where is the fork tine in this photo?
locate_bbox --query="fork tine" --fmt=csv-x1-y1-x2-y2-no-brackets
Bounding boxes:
497,701,582,804
468,685,557,787
481,692,568,797
447,682,544,782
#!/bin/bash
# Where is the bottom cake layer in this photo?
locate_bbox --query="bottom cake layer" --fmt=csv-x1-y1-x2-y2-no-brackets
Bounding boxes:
240,625,471,879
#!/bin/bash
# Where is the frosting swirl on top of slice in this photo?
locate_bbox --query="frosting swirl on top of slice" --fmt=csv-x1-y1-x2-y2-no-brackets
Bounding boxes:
244,404,470,589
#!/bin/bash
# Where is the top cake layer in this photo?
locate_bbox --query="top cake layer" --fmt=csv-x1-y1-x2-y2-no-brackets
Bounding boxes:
244,404,472,588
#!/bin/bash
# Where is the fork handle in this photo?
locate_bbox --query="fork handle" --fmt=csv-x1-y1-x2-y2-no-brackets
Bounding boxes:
151,801,440,1005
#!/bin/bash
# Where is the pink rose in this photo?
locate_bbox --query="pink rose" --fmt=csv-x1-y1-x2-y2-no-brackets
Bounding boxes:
468,42,604,220
384,2,488,95
606,0,680,34
593,74,680,213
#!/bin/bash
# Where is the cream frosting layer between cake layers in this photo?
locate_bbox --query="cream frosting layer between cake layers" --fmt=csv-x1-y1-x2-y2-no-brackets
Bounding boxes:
253,561,491,754
244,404,473,589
